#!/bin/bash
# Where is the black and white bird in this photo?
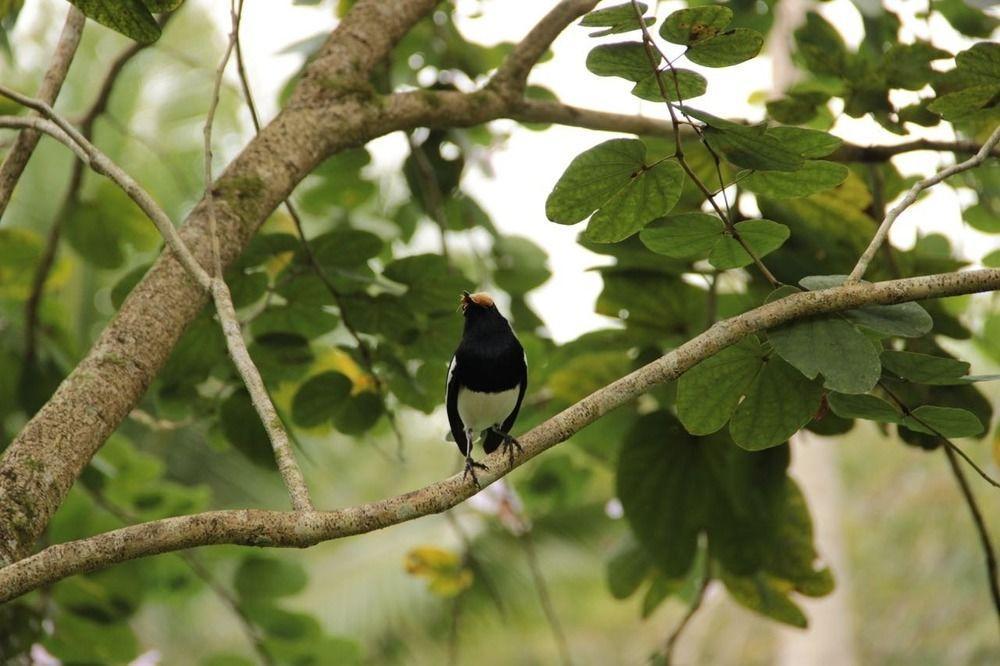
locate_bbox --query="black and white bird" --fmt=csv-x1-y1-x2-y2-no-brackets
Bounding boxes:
446,291,527,488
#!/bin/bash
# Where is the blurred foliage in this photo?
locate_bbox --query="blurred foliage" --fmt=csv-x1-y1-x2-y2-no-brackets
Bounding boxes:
0,0,998,664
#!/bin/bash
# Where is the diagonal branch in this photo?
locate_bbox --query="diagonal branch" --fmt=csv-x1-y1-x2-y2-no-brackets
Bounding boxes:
2,268,1000,601
490,0,599,95
0,7,85,219
848,123,1000,283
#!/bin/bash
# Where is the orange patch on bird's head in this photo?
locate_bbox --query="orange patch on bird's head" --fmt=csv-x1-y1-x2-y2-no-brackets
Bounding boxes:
460,291,494,312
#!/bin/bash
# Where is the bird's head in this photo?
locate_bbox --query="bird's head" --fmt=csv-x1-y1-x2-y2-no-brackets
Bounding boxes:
459,290,496,314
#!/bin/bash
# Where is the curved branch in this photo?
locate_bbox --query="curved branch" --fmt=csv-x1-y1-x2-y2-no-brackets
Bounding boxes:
490,0,598,95
0,7,85,219
848,123,1000,282
2,268,1000,602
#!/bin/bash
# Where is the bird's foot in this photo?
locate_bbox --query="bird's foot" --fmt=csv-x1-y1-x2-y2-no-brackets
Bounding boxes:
490,427,523,469
463,457,488,490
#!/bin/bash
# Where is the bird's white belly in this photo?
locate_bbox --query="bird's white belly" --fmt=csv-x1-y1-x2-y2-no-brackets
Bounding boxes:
457,386,519,433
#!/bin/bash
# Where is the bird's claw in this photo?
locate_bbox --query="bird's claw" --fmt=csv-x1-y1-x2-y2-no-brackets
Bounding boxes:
491,428,523,469
463,458,488,490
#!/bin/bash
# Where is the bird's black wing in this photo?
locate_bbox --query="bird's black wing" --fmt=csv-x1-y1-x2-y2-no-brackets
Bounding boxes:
446,357,469,455
483,365,527,455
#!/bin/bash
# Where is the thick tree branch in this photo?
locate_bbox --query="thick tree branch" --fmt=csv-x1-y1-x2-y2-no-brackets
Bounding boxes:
848,123,1000,282
3,268,1000,601
0,7,85,219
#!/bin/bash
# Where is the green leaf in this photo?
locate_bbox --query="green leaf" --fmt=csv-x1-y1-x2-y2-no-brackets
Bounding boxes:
744,161,849,199
677,338,765,435
586,41,657,82
769,317,881,394
934,0,999,38
827,392,901,423
493,235,550,295
249,333,313,382
546,139,685,243
799,275,933,337
965,203,1000,232
0,228,41,299
720,569,808,628
617,412,711,576
579,2,653,37
69,0,160,43
333,391,384,435
606,539,651,599
928,83,1000,121
730,356,823,451
903,406,984,438
631,68,707,102
708,219,789,270
660,6,733,45
383,254,472,314
704,126,805,172
220,390,274,468
309,229,383,269
250,305,339,340
765,127,842,158
234,555,308,601
686,28,764,68
880,350,971,385
983,249,1000,267
794,12,847,77
291,372,353,428
638,212,724,259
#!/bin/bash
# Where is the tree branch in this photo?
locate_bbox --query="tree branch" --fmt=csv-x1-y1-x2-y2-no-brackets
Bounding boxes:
0,0,441,567
3,268,1000,601
847,122,1000,282
0,7,85,219
942,445,1000,628
490,0,599,95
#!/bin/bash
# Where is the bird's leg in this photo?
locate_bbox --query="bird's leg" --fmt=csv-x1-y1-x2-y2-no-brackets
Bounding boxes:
462,428,487,490
489,426,523,468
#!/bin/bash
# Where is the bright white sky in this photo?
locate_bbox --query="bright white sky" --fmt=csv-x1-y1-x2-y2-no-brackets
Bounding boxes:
16,0,1000,341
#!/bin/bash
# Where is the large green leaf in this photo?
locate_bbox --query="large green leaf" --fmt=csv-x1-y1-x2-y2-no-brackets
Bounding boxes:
220,390,274,468
579,2,652,37
708,219,790,270
880,350,971,385
744,161,849,199
235,555,308,601
827,392,901,423
769,316,881,394
69,0,160,43
903,406,984,438
586,41,657,82
546,139,684,242
383,254,472,314
686,28,764,68
638,212,724,259
703,126,805,172
291,372,353,428
730,356,823,451
765,127,842,158
631,68,707,102
720,569,808,628
309,229,383,270
660,6,733,45
677,338,765,435
799,275,933,337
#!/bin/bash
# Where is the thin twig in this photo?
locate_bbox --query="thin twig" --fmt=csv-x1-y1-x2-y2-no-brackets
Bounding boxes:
0,7,85,219
405,132,451,259
0,89,211,287
662,571,710,665
201,2,314,511
879,382,1000,489
942,445,1000,629
519,530,573,666
848,123,1000,283
23,14,171,374
629,1,780,287
444,511,507,618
